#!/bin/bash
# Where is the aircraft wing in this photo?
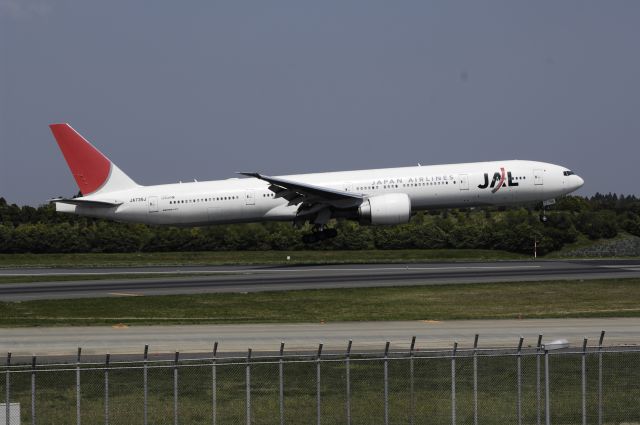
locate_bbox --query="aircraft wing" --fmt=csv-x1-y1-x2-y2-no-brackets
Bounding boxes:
239,172,363,208
49,198,123,207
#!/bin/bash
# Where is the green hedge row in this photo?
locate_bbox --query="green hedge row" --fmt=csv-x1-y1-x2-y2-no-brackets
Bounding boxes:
1,193,639,255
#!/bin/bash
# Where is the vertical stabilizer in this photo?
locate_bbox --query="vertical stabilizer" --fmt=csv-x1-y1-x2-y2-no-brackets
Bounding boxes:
49,123,139,195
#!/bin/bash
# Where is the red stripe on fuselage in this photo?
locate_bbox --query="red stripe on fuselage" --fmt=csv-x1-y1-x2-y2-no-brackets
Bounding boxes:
491,167,506,194
50,124,111,195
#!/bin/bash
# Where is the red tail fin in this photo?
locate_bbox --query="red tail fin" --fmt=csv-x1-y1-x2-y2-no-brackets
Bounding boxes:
50,123,111,195
50,123,138,195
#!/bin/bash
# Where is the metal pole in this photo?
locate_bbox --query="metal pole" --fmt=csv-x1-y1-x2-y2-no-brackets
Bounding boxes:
316,343,323,425
409,336,416,425
76,347,82,425
346,340,352,425
536,334,543,425
105,353,110,425
545,349,550,425
473,334,479,425
212,342,218,425
143,345,149,425
31,355,36,425
384,341,390,425
517,336,524,425
246,348,252,425
451,342,458,425
6,352,11,425
582,338,588,425
174,351,179,425
598,331,605,425
279,342,285,425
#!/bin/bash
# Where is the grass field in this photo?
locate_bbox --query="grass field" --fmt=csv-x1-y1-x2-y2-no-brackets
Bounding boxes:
0,249,530,268
3,350,639,424
1,278,640,327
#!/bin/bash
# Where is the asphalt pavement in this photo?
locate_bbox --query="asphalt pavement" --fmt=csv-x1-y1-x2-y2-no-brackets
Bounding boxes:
1,317,637,357
1,260,639,301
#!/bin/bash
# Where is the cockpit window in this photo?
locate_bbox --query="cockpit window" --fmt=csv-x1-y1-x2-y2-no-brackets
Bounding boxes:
563,170,575,176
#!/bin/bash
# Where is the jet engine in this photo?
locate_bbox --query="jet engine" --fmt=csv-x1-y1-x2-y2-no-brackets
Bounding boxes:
358,193,411,225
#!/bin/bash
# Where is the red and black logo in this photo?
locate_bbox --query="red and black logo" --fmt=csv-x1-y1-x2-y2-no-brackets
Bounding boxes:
478,167,519,193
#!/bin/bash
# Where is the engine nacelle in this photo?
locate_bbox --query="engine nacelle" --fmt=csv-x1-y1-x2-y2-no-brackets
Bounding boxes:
358,193,411,225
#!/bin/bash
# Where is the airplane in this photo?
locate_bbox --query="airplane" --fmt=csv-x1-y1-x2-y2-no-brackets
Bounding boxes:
49,123,584,243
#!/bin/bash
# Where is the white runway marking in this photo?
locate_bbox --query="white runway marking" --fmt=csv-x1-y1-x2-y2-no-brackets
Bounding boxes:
601,265,640,270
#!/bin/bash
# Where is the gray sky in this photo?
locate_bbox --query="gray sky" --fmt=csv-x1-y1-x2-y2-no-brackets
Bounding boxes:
2,1,639,206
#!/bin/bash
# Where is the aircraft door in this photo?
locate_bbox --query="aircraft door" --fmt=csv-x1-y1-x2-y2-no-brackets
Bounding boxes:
458,174,469,190
534,169,544,185
245,190,255,206
148,196,159,213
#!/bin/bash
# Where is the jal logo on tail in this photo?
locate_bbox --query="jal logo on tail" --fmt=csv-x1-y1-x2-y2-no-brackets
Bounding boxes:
478,167,519,193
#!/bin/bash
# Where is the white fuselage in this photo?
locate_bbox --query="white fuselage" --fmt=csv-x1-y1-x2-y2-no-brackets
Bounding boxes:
56,160,584,226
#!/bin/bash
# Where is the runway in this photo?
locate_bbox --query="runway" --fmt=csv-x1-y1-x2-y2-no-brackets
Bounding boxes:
1,318,638,357
1,260,640,301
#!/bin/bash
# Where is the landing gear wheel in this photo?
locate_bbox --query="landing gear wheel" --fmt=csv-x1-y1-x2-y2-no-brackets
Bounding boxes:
539,214,548,223
302,233,317,244
324,228,338,238
301,228,338,244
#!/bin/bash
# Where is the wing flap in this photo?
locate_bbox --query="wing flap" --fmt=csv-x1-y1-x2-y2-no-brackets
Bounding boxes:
239,172,363,206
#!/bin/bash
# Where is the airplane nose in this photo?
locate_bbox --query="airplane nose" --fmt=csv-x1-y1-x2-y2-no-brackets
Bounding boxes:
575,175,584,189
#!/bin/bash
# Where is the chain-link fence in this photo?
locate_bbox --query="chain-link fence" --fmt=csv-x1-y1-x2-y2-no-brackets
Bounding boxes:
2,333,640,424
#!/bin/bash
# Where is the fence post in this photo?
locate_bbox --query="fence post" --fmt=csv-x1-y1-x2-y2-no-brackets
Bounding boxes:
536,334,543,425
316,343,323,425
598,330,605,425
246,348,252,425
409,336,416,425
174,351,179,425
31,355,36,425
104,353,110,425
143,345,149,425
582,338,588,425
279,342,285,425
346,340,352,425
76,347,82,425
473,334,478,425
384,341,390,425
544,348,550,425
451,341,458,425
517,336,524,425
5,352,10,425
212,342,218,425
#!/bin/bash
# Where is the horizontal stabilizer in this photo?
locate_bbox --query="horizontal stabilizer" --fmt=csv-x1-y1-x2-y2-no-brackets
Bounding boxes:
49,198,122,207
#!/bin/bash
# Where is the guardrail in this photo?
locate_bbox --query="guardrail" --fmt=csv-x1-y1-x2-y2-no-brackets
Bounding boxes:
3,331,640,424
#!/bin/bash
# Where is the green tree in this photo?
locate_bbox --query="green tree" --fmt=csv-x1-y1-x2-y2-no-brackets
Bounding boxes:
575,211,618,240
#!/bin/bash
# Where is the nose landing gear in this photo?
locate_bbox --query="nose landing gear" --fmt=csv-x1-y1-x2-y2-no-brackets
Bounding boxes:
539,199,556,224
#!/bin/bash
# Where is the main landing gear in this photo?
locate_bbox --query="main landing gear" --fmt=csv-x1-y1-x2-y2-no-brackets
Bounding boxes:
302,226,338,244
